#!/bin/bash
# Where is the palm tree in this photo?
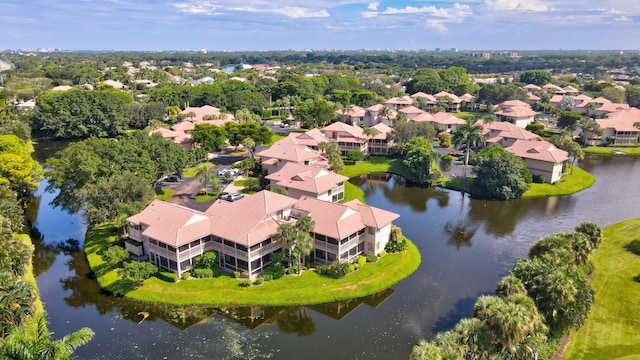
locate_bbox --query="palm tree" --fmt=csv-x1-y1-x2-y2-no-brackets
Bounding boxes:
379,105,392,124
362,127,380,155
0,311,94,360
0,273,36,337
293,215,315,274
451,118,485,180
276,223,297,267
410,340,443,360
195,165,215,193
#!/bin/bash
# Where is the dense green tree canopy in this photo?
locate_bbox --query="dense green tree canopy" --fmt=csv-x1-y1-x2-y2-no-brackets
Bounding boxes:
402,137,441,185
477,83,529,105
46,132,186,212
0,134,43,200
191,123,227,152
33,89,133,139
294,98,337,128
518,70,552,86
470,146,531,200
223,122,272,147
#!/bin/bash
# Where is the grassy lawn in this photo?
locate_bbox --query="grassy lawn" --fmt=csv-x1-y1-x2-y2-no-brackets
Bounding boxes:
563,218,640,360
523,166,595,198
338,157,412,179
194,194,218,202
583,146,640,156
155,188,173,202
17,234,44,313
85,223,421,306
264,133,286,146
343,181,365,202
182,162,213,178
441,177,473,193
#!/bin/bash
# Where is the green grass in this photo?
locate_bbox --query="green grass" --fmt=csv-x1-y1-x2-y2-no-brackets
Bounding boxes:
343,181,365,203
182,162,213,178
441,176,473,193
263,133,286,146
85,224,421,306
563,218,640,360
194,194,217,202
583,146,640,156
338,157,412,179
155,188,173,202
523,166,595,198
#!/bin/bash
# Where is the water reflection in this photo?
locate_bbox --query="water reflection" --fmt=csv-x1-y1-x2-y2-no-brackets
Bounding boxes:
467,198,531,237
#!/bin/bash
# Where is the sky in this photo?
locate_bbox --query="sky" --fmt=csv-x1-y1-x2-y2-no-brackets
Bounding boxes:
1,0,639,51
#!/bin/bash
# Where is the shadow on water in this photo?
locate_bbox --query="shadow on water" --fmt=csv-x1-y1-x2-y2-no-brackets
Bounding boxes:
354,174,450,212
431,292,493,334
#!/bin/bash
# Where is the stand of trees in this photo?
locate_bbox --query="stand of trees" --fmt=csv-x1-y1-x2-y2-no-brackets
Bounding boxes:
411,223,601,360
470,146,532,200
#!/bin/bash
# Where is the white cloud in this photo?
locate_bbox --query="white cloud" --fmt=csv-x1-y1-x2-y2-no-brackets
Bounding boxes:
367,2,379,11
426,19,447,32
485,0,551,12
361,11,379,18
382,3,471,18
175,1,329,18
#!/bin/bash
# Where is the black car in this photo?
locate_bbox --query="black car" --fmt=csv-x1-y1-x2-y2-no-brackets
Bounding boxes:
166,175,180,182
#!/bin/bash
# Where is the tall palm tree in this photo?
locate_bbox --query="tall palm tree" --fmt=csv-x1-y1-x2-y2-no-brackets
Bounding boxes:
0,311,94,360
293,215,315,274
362,127,380,155
276,223,297,267
451,118,485,180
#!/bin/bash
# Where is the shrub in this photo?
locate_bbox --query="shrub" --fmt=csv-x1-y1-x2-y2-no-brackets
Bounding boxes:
439,155,454,172
270,252,284,266
346,150,365,161
156,270,178,283
195,251,218,270
253,276,264,285
348,264,356,272
239,279,252,287
285,267,297,275
181,272,190,280
102,245,130,269
193,268,214,278
233,270,241,278
576,222,603,249
316,265,330,275
262,274,273,282
378,250,387,257
626,239,640,255
260,109,272,118
526,122,545,135
357,256,367,268
438,134,452,148
533,175,546,184
329,261,351,278
273,268,285,279
634,274,640,283
385,237,407,253
366,254,379,263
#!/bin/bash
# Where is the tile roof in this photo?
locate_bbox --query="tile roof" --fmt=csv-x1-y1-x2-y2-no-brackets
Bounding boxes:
476,120,542,142
505,139,569,163
179,105,221,121
278,128,327,148
495,105,538,118
257,142,325,163
432,112,466,125
293,196,365,240
598,107,640,132
335,105,366,117
410,92,438,103
595,102,629,113
411,112,435,122
322,122,367,140
266,162,348,194
127,200,211,248
522,84,541,90
434,91,461,103
385,96,414,105
371,123,394,139
205,191,298,246
399,105,425,115
342,199,400,229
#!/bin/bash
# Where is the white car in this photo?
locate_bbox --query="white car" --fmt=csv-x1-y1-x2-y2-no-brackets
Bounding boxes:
218,168,240,178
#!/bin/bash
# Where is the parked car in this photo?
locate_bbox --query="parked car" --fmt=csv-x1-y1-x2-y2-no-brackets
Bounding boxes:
218,168,240,178
227,193,244,202
166,175,180,182
218,192,230,200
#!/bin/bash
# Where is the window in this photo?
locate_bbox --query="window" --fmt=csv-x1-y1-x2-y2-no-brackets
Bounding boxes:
168,245,176,252
169,260,177,271
367,242,374,251
213,236,222,243
251,259,261,270
327,237,338,246
160,256,168,267
149,252,156,264
190,240,200,248
261,238,272,247
149,239,158,246
250,244,260,252
328,253,336,261
180,259,190,269
179,244,189,252
315,249,326,261
159,242,167,249
237,259,248,271
358,242,365,252
224,240,234,247
236,244,248,252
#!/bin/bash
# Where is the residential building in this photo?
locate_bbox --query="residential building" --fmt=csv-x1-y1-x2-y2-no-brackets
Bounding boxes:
321,122,368,155
504,140,568,183
434,91,462,111
384,96,413,111
277,128,327,150
478,120,542,147
428,112,466,131
266,162,348,202
582,107,640,145
126,191,400,279
335,105,366,126
494,100,538,128
257,142,328,174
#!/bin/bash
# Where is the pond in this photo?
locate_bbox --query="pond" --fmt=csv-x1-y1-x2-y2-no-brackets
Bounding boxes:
30,141,640,359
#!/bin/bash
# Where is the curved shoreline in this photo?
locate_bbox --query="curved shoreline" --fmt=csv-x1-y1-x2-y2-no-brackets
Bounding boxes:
85,223,421,306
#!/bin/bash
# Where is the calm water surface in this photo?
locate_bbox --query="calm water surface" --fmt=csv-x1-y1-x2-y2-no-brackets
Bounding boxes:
31,142,640,360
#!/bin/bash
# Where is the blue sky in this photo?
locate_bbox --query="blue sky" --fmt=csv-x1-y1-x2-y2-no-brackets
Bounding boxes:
1,0,638,51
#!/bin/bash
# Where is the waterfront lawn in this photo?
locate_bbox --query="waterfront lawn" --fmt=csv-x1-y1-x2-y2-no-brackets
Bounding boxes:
338,157,412,179
441,177,473,193
563,218,640,360
583,146,640,156
85,224,421,306
343,181,365,203
523,166,594,198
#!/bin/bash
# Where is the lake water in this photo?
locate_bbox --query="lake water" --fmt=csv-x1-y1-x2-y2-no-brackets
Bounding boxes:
30,142,640,359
